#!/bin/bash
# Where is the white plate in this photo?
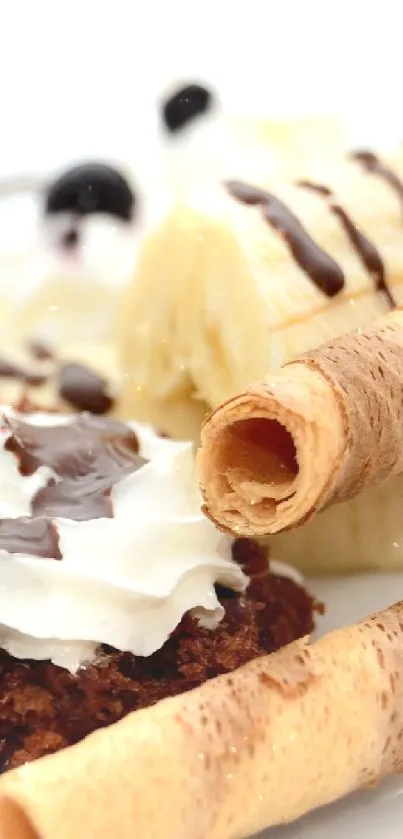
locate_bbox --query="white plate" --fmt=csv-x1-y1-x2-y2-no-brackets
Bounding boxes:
258,572,403,838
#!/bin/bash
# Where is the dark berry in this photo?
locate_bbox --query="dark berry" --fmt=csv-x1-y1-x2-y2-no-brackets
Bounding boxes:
161,84,212,133
45,163,134,221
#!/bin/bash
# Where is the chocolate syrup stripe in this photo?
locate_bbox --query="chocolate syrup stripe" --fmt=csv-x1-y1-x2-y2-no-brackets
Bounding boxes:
0,358,47,386
297,179,396,309
352,150,403,208
226,180,344,297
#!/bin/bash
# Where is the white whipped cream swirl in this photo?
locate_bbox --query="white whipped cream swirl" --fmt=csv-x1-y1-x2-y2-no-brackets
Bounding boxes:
0,412,247,672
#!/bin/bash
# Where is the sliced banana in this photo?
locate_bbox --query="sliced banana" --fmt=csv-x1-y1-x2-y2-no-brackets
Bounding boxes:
268,475,403,575
120,149,403,419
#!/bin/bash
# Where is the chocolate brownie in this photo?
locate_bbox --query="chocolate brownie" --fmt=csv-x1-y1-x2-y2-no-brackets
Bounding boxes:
0,538,317,773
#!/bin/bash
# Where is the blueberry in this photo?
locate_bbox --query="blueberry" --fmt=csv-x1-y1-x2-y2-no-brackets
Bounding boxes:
161,84,213,133
45,163,134,221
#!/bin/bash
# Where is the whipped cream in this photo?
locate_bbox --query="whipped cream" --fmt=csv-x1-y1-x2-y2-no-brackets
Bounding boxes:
0,411,248,672
0,189,140,348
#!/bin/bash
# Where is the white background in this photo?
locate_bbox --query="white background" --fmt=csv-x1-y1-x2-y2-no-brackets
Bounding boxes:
2,0,403,177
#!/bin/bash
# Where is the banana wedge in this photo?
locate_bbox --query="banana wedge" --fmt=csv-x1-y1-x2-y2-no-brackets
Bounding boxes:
269,474,403,575
121,147,403,420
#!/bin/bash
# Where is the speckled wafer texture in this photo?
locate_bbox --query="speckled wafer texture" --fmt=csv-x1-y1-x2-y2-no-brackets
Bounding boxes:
0,601,403,838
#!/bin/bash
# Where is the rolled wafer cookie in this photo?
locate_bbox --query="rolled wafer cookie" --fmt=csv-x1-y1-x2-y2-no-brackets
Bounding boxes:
198,309,403,537
1,601,403,839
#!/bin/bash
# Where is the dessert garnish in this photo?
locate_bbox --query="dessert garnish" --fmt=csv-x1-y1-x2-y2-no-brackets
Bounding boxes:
45,162,134,221
226,179,345,297
352,149,403,209
0,359,47,387
0,347,117,419
0,411,252,672
297,179,396,307
0,412,314,774
58,363,114,414
162,83,213,133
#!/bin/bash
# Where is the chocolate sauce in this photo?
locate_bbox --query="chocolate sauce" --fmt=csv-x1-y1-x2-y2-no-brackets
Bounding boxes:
298,179,396,308
59,363,114,415
225,180,274,206
0,517,61,559
296,180,332,197
27,341,55,362
226,180,345,297
331,205,396,308
5,415,146,523
0,359,47,387
352,150,403,208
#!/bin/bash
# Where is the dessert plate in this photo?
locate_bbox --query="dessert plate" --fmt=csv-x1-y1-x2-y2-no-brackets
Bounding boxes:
260,571,403,838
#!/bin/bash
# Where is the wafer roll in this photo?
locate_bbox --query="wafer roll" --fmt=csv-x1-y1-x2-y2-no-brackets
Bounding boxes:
0,600,403,839
198,309,403,537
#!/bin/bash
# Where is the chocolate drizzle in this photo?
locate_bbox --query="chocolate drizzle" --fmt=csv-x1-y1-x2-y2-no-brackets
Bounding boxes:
0,358,47,387
297,179,396,309
297,180,331,198
1,416,146,557
352,150,403,208
226,179,345,297
59,363,114,414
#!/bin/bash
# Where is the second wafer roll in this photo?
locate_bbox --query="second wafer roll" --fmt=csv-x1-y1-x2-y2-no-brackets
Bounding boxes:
198,309,403,536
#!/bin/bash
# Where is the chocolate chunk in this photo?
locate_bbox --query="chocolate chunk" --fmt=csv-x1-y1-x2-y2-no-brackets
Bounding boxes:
45,162,134,222
59,363,114,415
5,415,146,521
162,84,212,133
0,517,61,559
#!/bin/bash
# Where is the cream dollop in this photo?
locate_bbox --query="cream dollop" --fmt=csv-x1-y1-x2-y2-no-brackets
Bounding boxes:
0,194,140,348
0,412,248,672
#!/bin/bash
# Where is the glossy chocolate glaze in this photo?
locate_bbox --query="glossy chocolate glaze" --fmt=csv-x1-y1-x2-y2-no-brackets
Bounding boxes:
1,416,146,555
226,179,345,297
0,359,47,387
298,179,396,308
352,150,403,207
59,363,114,415
0,517,61,559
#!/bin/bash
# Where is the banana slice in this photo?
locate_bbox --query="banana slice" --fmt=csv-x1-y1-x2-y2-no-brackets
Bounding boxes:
120,149,403,421
268,475,403,575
